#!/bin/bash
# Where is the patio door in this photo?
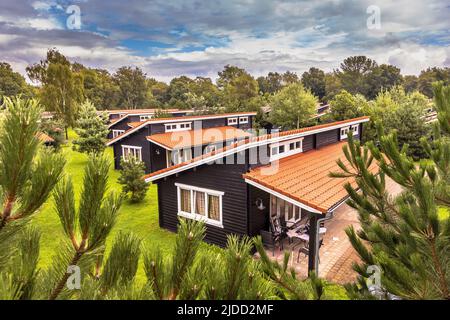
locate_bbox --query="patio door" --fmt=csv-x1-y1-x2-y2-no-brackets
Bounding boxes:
270,195,302,224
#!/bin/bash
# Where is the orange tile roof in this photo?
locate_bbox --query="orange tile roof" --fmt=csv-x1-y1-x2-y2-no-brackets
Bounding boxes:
143,116,370,182
243,141,378,213
146,126,252,150
36,132,54,143
128,121,143,128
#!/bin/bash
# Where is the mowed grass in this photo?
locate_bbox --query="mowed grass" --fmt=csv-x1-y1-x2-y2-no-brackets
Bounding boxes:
32,130,177,283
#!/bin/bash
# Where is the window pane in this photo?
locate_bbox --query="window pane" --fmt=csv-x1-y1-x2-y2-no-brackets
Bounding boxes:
271,196,277,217
208,195,220,221
279,145,285,153
289,142,295,150
194,191,205,216
286,202,293,220
296,141,301,149
180,189,191,213
271,147,278,156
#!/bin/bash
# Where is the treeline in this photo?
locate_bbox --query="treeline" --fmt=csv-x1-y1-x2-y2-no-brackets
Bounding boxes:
1,49,449,113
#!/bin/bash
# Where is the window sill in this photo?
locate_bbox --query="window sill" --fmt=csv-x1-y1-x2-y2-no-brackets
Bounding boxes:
178,211,224,228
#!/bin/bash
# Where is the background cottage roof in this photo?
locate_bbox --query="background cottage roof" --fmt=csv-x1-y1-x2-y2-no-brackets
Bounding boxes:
146,126,251,150
106,111,257,145
143,116,370,182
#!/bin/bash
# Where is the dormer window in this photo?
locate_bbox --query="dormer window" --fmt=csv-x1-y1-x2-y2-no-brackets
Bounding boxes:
165,122,192,132
340,125,359,139
239,116,249,124
270,138,303,161
140,115,152,121
227,117,238,125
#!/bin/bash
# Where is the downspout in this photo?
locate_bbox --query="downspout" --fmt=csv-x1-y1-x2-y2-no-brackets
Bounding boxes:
313,211,334,276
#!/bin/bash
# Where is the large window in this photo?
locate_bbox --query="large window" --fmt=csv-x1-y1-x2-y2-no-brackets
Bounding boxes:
269,138,303,161
112,129,125,138
270,195,302,225
122,145,142,161
165,122,192,132
176,183,224,227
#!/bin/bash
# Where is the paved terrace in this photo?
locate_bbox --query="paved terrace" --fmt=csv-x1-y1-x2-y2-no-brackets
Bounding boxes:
255,178,402,284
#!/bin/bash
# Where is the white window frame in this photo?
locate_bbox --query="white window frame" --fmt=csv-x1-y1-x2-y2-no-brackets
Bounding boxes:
341,125,358,139
350,124,359,135
165,122,192,132
175,183,224,228
121,145,142,161
239,116,249,124
140,115,152,121
227,117,238,125
269,138,303,161
112,129,125,138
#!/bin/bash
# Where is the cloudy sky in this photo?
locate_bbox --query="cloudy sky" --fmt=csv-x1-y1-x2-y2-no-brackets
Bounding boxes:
0,0,449,82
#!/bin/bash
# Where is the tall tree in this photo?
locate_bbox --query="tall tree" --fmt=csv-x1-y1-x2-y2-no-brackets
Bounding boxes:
80,68,121,110
328,90,367,121
257,72,284,94
113,66,148,109
221,69,259,112
302,67,326,100
72,100,109,155
27,49,84,139
366,64,403,99
270,83,317,129
216,65,247,89
417,67,450,98
331,83,450,299
0,62,33,103
336,56,377,96
324,72,342,102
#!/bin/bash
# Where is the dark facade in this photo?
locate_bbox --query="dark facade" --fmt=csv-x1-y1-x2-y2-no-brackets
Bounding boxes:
153,122,362,247
157,153,249,247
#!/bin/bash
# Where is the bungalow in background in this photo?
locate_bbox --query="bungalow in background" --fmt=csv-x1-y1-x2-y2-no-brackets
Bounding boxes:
106,112,257,173
106,108,195,139
143,116,371,276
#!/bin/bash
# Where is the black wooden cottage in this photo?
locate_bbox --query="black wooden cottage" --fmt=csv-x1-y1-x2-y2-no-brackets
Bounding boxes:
143,116,370,276
106,112,257,174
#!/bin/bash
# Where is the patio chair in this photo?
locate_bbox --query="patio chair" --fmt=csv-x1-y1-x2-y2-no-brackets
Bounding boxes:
260,229,283,256
297,239,324,263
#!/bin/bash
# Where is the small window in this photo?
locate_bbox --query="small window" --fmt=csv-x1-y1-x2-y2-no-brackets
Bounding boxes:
351,124,359,135
171,148,192,165
340,126,351,139
112,130,125,138
279,145,285,153
271,146,278,156
289,142,295,150
295,141,301,149
165,122,192,132
140,115,152,121
228,117,238,125
239,116,248,124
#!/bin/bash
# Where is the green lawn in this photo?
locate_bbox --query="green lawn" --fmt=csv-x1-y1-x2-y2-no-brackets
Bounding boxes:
31,130,346,298
32,130,177,283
